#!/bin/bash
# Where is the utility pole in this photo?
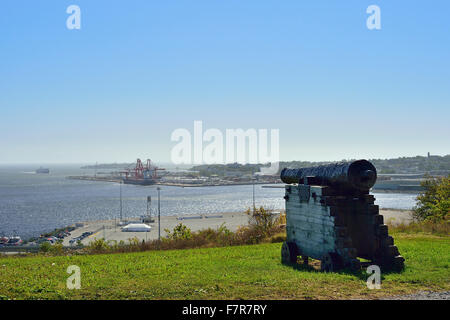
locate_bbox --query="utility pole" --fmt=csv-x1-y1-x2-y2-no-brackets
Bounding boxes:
252,169,256,214
252,178,256,213
157,187,161,241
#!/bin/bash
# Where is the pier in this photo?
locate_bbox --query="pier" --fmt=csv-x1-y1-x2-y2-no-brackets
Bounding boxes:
66,175,282,187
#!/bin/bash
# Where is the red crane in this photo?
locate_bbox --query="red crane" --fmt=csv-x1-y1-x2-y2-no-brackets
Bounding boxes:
120,159,165,181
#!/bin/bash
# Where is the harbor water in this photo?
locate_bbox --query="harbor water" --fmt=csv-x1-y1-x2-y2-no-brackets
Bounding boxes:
0,165,418,239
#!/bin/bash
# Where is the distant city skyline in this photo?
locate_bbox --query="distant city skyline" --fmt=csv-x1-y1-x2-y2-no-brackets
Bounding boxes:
1,1,449,164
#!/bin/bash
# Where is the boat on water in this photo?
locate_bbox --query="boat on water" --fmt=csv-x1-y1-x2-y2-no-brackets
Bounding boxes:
123,178,157,186
36,167,50,174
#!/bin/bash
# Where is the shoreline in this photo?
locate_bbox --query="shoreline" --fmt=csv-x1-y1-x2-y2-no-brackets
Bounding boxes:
371,189,420,194
67,176,423,193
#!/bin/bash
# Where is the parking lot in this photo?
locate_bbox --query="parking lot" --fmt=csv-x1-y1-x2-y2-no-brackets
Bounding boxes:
62,212,249,246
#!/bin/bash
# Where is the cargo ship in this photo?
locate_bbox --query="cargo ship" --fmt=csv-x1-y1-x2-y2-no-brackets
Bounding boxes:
123,177,157,186
121,159,164,186
36,167,50,174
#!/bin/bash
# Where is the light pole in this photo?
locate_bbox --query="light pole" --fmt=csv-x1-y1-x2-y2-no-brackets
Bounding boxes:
147,196,152,221
119,180,123,221
157,187,161,241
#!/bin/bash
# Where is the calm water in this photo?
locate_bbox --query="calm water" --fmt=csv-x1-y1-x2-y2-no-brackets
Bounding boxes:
0,165,418,239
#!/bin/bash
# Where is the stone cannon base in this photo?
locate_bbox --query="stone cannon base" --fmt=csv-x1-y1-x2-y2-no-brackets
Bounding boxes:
282,184,404,272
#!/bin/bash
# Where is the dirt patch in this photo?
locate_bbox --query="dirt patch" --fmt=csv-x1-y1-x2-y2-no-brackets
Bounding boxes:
380,209,413,225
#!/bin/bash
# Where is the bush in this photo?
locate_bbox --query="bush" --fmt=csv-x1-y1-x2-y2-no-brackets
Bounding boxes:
49,241,64,255
39,242,51,253
245,206,278,237
87,238,109,253
194,223,233,246
276,212,286,226
127,237,140,246
164,223,192,241
269,233,287,243
413,175,450,222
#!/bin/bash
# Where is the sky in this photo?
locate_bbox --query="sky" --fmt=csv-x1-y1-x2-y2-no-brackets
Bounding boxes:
0,0,449,164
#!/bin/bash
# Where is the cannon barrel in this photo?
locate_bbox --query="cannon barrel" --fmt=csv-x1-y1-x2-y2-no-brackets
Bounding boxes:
280,160,377,191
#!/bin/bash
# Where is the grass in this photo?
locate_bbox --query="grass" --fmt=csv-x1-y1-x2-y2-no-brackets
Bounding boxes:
388,220,450,236
0,232,449,300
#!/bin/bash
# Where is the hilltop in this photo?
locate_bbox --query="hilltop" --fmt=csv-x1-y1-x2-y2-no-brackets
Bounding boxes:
190,155,450,176
0,231,448,300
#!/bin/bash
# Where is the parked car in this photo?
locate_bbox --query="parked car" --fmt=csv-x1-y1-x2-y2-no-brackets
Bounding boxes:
7,237,23,246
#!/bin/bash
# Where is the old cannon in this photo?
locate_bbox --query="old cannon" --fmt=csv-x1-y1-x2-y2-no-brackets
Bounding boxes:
281,160,404,271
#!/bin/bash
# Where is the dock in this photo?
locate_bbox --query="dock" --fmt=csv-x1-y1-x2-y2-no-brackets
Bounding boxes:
67,176,122,183
67,175,282,187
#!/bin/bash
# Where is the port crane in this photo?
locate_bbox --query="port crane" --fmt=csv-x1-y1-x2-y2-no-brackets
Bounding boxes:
120,159,165,183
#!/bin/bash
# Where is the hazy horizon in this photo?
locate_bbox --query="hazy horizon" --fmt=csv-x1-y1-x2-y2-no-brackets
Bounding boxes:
0,152,448,167
1,1,449,164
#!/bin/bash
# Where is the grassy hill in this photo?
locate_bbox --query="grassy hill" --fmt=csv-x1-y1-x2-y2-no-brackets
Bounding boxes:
0,232,448,300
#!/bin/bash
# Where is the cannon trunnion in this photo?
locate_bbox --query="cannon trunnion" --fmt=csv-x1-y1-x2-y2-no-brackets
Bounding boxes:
281,160,404,272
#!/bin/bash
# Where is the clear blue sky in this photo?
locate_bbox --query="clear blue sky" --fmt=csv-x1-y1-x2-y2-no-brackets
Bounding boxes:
0,0,449,164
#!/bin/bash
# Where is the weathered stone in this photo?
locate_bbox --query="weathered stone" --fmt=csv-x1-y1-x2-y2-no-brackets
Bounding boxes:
282,161,404,272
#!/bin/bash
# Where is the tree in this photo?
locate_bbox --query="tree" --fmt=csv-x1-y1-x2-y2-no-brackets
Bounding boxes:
413,175,450,222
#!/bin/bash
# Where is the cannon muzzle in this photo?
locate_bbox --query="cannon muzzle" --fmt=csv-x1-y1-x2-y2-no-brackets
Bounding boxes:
280,160,377,191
